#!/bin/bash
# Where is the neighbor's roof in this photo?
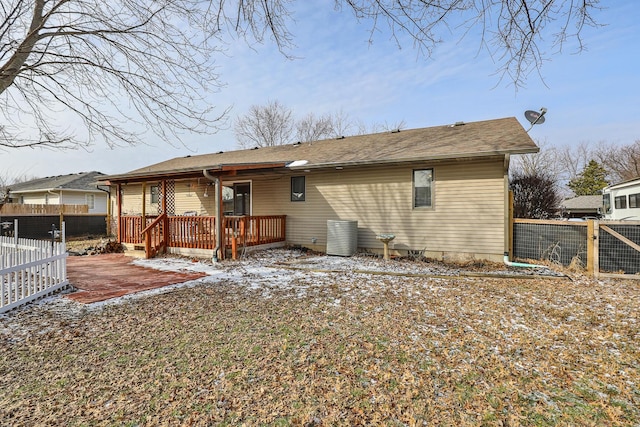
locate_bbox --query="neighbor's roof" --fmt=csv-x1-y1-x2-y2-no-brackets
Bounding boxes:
104,117,538,182
8,171,106,193
561,195,602,210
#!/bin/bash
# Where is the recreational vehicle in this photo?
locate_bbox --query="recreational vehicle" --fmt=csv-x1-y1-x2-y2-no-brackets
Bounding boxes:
602,177,640,220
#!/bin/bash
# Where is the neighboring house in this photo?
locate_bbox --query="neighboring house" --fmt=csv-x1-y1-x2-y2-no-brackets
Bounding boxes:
560,195,603,219
103,117,538,262
602,177,640,220
8,171,109,214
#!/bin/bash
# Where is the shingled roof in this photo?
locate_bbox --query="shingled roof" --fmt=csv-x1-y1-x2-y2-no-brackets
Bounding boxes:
561,195,603,211
9,171,105,193
104,117,538,182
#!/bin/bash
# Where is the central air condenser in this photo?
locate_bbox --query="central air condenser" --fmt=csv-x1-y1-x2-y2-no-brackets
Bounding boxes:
326,219,358,256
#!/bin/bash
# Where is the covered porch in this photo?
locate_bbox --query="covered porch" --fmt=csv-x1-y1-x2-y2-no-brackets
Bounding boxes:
107,163,289,260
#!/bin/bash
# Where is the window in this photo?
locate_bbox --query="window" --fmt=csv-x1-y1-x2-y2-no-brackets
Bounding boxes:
44,193,49,205
19,196,24,204
150,185,159,204
603,194,611,214
615,195,627,209
291,176,305,201
629,193,640,209
413,169,433,208
86,194,95,210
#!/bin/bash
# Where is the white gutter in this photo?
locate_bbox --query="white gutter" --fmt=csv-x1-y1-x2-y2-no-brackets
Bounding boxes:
203,169,222,262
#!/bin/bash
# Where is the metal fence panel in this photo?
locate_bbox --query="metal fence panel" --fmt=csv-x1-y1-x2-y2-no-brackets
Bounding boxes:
513,221,588,266
599,223,640,274
513,219,640,275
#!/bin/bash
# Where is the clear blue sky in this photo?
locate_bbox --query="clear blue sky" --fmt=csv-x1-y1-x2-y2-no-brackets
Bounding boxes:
4,1,640,179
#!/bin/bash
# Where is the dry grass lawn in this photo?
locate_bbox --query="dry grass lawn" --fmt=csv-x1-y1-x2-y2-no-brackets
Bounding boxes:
0,251,639,426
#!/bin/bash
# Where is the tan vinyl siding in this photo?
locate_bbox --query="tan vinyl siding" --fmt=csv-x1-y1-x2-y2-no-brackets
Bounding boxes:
115,158,507,261
172,179,216,215
252,159,506,261
119,180,216,216
120,184,144,215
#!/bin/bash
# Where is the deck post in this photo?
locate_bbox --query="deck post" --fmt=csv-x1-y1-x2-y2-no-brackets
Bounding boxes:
232,235,237,260
116,183,122,242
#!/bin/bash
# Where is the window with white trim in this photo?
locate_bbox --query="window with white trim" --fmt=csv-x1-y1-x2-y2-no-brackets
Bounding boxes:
413,169,433,208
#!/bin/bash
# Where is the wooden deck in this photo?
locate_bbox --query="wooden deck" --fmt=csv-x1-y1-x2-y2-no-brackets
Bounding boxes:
118,215,286,258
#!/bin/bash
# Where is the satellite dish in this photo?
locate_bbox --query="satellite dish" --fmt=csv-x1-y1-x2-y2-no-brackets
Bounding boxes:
524,107,547,131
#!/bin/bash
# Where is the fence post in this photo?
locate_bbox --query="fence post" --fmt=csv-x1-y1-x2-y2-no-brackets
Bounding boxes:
587,220,600,278
593,220,599,278
508,191,514,261
587,220,594,276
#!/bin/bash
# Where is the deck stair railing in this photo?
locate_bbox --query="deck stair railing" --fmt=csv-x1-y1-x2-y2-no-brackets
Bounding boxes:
141,213,167,259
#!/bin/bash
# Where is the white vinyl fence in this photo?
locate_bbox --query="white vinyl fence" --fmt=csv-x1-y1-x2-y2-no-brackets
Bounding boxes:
0,224,68,313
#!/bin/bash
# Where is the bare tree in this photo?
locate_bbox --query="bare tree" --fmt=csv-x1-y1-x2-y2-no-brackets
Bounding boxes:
328,108,357,138
595,140,640,183
1,0,602,149
295,112,334,143
234,100,294,148
234,100,410,146
352,118,407,136
511,139,562,181
0,0,247,149
338,0,601,88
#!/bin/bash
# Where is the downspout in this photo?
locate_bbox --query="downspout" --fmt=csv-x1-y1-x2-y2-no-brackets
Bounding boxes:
203,169,221,262
502,154,546,269
503,252,548,269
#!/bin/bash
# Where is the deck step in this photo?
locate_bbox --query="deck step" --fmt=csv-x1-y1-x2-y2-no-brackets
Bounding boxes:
123,249,147,259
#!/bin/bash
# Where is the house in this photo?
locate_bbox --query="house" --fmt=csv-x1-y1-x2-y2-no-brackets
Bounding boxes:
7,171,108,214
560,195,602,219
102,117,538,262
602,177,640,220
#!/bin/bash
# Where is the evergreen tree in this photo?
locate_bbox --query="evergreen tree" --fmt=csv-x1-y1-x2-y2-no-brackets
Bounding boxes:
568,160,609,196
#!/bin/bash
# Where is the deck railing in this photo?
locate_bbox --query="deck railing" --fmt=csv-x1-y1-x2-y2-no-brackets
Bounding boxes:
119,214,286,257
224,215,287,247
119,215,157,244
168,216,216,249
